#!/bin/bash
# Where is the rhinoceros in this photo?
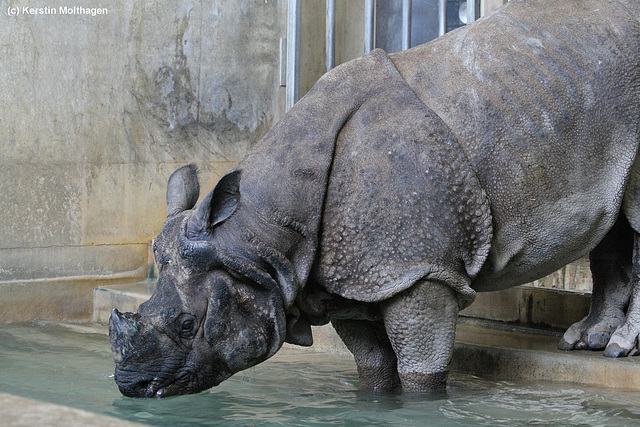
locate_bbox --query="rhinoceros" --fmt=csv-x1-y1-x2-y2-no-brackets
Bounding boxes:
109,0,640,396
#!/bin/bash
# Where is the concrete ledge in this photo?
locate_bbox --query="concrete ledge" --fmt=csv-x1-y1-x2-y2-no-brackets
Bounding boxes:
453,318,640,391
0,277,145,322
93,280,157,323
0,393,146,427
461,286,591,330
0,244,148,322
93,282,640,391
0,245,147,282
305,320,640,392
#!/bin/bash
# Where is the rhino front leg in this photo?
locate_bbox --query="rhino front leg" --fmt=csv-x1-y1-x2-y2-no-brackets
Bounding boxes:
381,280,458,392
331,319,400,391
605,233,640,357
559,217,632,351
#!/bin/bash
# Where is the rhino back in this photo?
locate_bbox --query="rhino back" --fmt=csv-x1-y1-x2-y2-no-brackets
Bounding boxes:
391,0,640,289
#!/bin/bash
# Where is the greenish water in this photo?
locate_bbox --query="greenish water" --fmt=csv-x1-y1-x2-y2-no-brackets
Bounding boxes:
1,321,640,426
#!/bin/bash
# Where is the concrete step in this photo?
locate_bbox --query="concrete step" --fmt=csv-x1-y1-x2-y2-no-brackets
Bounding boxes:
452,318,640,391
92,280,157,323
93,283,640,392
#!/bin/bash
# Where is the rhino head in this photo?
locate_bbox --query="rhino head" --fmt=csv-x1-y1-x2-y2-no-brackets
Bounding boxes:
109,165,288,398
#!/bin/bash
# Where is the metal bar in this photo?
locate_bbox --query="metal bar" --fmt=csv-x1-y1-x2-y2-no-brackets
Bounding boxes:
467,0,478,24
364,0,375,54
438,0,447,36
279,38,287,87
286,0,301,111
402,0,412,50
326,0,336,71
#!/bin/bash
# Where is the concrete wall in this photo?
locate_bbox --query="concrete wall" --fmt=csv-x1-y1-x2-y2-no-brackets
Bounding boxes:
0,0,287,321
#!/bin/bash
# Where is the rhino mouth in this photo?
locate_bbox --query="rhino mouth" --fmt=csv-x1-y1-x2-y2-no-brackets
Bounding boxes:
116,367,231,398
115,368,191,398
150,376,185,398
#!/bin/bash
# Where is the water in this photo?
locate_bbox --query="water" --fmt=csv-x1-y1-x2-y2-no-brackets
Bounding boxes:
1,321,640,426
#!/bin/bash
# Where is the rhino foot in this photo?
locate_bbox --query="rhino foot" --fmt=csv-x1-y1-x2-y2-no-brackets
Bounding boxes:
559,218,637,354
558,313,625,351
603,232,640,357
381,280,459,393
603,321,640,357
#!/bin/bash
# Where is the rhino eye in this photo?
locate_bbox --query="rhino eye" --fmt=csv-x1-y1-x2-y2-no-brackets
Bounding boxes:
177,314,197,338
156,253,170,267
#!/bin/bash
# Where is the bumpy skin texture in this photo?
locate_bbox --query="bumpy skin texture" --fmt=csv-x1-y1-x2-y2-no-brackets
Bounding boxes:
110,0,640,396
315,60,492,310
392,0,640,291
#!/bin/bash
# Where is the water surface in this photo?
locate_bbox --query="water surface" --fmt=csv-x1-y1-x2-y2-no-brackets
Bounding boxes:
1,321,639,426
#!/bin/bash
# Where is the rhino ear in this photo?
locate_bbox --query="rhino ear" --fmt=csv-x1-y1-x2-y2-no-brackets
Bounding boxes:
188,170,241,237
167,164,200,218
207,170,241,227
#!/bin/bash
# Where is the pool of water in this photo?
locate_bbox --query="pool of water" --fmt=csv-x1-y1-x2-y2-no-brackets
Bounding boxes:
1,321,640,426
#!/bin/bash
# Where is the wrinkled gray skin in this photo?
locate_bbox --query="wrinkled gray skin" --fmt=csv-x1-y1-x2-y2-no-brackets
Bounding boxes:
110,0,640,397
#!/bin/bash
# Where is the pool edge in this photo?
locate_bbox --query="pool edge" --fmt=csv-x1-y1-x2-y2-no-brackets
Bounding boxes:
93,282,640,393
0,392,148,427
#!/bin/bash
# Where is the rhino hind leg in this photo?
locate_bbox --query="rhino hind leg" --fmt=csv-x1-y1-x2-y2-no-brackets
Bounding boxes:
331,319,400,391
604,165,640,356
381,280,459,392
604,233,640,357
558,216,633,352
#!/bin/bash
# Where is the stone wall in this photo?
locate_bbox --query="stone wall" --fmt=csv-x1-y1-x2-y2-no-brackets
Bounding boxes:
0,0,287,321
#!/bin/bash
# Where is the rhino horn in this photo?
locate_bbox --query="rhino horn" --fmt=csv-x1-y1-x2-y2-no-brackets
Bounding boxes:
167,164,200,218
109,309,140,363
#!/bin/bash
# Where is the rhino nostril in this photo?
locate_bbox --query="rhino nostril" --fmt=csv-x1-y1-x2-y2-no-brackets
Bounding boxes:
131,380,155,398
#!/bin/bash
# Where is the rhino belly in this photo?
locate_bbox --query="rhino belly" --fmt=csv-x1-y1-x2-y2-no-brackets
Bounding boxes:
471,190,619,292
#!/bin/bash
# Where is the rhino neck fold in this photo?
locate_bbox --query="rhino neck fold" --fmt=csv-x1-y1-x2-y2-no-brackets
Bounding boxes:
230,49,412,305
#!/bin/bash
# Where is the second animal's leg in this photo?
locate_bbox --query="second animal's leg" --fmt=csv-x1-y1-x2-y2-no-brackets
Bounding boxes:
331,319,401,391
558,216,633,351
381,280,459,392
605,232,640,357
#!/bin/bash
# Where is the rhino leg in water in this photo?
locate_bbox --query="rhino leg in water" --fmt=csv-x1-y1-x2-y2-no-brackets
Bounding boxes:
381,281,459,392
331,319,400,390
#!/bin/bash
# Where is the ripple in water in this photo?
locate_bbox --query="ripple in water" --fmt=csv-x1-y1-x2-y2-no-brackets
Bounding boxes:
1,322,640,426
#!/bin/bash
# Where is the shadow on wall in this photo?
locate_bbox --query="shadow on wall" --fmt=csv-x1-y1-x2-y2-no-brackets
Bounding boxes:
0,0,288,321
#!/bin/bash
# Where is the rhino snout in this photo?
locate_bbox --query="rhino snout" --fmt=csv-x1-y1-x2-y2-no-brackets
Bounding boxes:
114,374,158,398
